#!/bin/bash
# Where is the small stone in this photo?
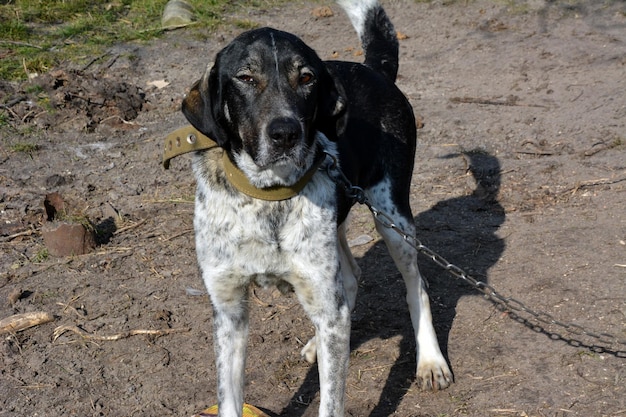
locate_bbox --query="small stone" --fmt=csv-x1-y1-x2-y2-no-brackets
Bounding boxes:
41,221,95,257
45,174,66,188
348,234,374,248
312,6,333,18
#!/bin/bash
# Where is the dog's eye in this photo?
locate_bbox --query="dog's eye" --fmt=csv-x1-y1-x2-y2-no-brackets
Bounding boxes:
299,72,314,85
236,74,256,85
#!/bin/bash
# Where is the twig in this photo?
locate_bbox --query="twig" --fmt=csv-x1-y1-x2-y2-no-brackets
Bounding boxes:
146,197,194,204
515,150,554,156
22,57,34,79
451,96,517,106
581,140,621,157
1,104,19,121
113,218,147,235
21,109,35,123
450,96,547,108
52,324,190,342
81,52,111,71
67,93,105,107
156,21,200,32
102,54,120,70
0,40,43,49
252,288,273,307
0,312,54,335
56,291,87,318
163,228,193,241
56,302,85,318
3,229,37,241
0,95,28,109
99,115,140,125
563,175,626,195
94,247,133,255
252,288,294,310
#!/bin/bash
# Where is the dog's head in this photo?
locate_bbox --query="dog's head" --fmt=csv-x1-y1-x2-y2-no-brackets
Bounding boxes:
182,27,346,187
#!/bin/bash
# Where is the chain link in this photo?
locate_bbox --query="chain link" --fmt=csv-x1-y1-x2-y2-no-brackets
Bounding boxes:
323,153,626,357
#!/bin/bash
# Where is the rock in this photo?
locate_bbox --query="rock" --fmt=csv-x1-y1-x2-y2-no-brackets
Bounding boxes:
161,0,195,28
41,193,96,256
41,221,96,257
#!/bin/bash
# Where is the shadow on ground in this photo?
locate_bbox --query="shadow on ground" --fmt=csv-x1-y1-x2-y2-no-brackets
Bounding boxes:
278,152,505,416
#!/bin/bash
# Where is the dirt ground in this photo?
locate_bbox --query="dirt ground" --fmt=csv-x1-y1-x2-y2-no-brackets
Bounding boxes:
1,0,625,416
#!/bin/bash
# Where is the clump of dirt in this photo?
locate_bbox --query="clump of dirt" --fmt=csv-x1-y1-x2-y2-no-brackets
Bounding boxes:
3,69,146,133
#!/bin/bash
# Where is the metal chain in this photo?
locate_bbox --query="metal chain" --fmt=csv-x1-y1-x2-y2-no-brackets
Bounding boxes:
323,152,626,357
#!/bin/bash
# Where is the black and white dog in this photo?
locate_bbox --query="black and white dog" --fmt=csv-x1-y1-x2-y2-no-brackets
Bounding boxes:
181,0,452,415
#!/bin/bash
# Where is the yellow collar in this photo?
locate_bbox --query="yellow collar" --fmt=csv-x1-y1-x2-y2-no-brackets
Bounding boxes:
163,126,324,201
163,125,220,169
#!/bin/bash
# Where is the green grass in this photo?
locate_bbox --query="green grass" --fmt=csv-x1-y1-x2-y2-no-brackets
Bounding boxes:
10,142,40,153
33,247,49,263
0,0,229,80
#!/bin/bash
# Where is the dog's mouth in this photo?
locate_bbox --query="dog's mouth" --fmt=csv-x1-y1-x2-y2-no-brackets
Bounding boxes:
240,135,309,168
234,140,317,189
262,146,310,169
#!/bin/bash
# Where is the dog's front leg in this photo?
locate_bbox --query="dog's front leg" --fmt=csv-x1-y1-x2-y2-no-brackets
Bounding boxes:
210,285,249,417
296,272,351,417
316,310,350,417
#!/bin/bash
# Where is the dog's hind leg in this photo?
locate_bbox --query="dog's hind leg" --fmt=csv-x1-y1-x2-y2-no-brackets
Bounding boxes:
367,181,454,391
338,221,361,312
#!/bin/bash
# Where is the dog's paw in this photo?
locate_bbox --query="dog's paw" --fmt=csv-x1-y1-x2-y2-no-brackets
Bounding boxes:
416,359,454,391
300,336,317,363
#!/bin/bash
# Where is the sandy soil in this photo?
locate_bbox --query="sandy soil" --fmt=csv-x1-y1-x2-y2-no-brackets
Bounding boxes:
1,1,625,416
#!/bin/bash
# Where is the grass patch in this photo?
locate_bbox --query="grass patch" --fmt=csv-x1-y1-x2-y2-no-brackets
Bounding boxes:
10,142,40,153
232,19,261,30
33,247,49,263
0,0,230,80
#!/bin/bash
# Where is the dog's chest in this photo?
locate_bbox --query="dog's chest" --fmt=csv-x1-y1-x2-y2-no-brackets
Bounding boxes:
192,153,338,283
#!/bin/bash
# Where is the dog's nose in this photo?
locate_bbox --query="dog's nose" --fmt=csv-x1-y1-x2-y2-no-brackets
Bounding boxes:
267,117,301,146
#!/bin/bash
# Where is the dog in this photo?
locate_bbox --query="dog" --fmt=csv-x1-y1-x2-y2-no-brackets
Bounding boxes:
180,0,453,415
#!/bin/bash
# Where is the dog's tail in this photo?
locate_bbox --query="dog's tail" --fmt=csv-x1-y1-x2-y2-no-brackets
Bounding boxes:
336,0,399,82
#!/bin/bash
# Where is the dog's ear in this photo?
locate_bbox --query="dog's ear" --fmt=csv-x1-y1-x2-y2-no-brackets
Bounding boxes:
315,64,348,141
182,65,230,149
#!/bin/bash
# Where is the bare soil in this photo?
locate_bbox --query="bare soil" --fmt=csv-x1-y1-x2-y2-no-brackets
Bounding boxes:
1,1,625,416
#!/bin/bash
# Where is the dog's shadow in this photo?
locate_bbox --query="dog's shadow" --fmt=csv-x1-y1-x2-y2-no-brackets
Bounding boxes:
278,151,505,417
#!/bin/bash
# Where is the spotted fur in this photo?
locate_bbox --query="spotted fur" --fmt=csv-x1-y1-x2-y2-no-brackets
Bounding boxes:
182,1,453,416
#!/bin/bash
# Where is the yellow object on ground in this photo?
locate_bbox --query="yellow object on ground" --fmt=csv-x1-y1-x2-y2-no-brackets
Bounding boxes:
193,403,269,417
